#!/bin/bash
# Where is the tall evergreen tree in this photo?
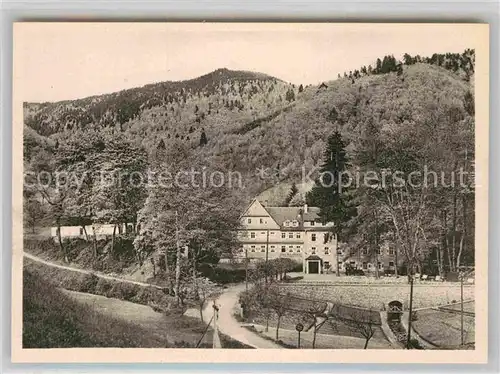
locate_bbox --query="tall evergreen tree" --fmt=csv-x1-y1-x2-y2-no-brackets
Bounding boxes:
199,129,208,147
306,131,356,276
284,183,298,206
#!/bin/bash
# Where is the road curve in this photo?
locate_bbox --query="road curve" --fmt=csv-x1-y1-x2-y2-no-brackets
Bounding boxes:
203,284,282,349
24,251,281,348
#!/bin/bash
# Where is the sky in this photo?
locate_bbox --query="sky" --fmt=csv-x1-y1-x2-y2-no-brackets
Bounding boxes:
14,23,483,103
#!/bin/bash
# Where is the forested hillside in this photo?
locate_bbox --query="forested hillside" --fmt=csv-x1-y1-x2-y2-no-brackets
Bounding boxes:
24,49,475,278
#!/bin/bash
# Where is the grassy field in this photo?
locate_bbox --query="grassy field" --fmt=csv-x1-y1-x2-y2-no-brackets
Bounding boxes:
246,325,393,349
412,308,475,348
23,269,250,348
278,284,475,310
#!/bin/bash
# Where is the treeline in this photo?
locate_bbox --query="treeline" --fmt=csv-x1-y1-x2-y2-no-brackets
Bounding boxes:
24,69,290,137
338,49,475,83
305,78,475,278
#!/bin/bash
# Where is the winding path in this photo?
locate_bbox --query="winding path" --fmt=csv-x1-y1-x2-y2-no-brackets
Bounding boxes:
23,252,165,289
202,284,282,349
24,251,281,348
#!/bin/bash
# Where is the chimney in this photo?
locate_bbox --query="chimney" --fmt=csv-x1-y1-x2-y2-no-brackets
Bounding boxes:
303,203,308,213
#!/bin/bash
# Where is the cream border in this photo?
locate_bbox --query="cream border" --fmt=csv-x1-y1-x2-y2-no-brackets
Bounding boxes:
11,22,489,364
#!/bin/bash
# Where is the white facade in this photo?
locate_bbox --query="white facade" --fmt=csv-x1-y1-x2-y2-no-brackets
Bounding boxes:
50,223,135,240
236,199,337,274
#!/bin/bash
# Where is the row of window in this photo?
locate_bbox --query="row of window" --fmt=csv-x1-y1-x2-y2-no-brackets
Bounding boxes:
243,245,331,254
249,231,303,239
360,248,396,255
245,217,323,227
246,231,327,242
246,218,268,225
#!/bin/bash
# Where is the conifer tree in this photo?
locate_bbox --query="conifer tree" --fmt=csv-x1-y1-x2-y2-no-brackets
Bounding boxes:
199,129,208,147
306,131,356,276
284,183,298,206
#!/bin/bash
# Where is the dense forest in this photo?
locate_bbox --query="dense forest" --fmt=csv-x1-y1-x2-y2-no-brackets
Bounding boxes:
24,49,476,281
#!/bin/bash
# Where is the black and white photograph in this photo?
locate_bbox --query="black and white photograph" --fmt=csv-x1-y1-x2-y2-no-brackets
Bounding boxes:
12,22,489,363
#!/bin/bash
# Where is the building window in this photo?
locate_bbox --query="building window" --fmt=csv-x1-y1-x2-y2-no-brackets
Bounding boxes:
289,246,293,252
247,218,251,224
281,246,286,253
296,246,301,252
376,248,381,254
362,262,368,269
324,247,329,255
284,220,290,227
270,246,275,252
281,233,286,239
270,231,275,235
378,262,383,269
80,227,84,235
261,246,266,252
310,221,315,226
250,232,255,239
368,263,372,268
288,232,293,239
350,261,355,266
296,233,301,239
324,261,330,269
311,233,316,242
389,261,395,267
251,246,256,252
389,248,395,255
260,218,264,224
292,220,298,227
361,248,368,255
311,247,316,254
261,231,266,235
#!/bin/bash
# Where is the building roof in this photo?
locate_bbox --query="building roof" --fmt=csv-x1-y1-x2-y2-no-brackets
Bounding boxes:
265,206,320,227
305,255,323,261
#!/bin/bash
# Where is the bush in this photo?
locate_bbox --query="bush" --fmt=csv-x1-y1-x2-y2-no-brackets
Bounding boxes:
131,286,173,312
199,265,247,284
107,282,141,301
95,278,114,295
408,338,424,349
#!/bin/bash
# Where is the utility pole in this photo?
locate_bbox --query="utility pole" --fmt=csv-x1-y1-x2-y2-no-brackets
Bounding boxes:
265,229,270,284
406,272,414,349
460,270,464,346
245,247,249,292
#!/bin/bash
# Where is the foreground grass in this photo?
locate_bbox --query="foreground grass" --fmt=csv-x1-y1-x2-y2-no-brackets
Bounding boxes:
245,325,393,349
412,309,475,348
23,269,251,348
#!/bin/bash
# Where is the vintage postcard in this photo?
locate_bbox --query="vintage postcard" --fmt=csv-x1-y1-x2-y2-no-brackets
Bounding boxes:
12,22,489,363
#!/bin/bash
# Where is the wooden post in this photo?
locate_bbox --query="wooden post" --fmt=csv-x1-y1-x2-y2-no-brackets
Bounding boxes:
265,229,270,284
245,248,249,292
460,271,464,346
406,274,414,349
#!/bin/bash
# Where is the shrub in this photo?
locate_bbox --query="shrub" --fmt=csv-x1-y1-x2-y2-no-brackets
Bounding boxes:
131,286,173,311
95,278,114,296
77,273,100,293
409,338,424,349
199,265,247,284
107,282,141,301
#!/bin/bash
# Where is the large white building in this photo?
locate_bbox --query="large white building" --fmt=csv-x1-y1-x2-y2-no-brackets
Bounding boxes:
236,199,337,274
